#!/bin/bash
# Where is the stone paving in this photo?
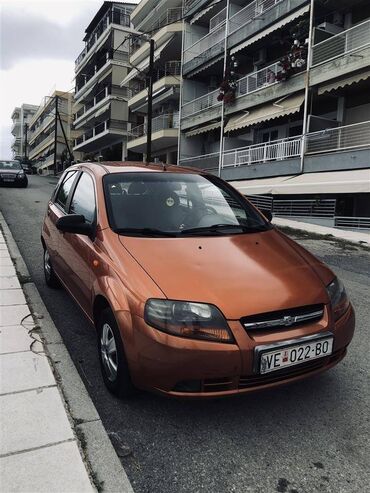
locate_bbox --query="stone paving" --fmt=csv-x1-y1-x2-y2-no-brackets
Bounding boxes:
0,230,94,492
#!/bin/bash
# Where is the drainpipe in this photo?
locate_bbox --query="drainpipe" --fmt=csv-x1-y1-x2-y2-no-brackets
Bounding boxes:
218,0,230,178
300,0,315,174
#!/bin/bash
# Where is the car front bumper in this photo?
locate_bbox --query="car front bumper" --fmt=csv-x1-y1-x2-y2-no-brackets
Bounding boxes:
119,304,355,398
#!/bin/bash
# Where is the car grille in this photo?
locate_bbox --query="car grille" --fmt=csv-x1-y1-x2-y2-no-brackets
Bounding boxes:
1,173,15,179
241,304,324,332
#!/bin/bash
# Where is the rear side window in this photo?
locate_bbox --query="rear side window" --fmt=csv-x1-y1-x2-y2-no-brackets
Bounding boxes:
69,172,96,224
55,171,77,210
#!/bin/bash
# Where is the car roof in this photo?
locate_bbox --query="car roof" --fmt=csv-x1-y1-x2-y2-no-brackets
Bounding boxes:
68,161,205,176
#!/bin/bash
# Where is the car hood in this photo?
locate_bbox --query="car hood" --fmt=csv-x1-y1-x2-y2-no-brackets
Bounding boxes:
118,228,329,319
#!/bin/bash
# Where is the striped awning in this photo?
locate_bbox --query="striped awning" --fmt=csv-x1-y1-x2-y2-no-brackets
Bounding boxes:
185,121,221,137
190,0,221,24
225,92,305,132
190,54,224,77
231,4,310,55
318,69,370,95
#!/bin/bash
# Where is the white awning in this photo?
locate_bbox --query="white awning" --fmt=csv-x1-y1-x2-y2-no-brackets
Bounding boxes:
185,121,221,137
225,93,305,132
231,4,310,55
190,54,224,76
120,36,174,86
318,69,370,95
231,169,370,195
190,0,221,24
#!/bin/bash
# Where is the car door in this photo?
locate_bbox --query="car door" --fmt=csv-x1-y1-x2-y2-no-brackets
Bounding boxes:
59,171,97,317
44,170,79,276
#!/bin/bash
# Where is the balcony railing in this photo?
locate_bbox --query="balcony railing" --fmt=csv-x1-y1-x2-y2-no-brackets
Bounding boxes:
74,119,128,146
223,136,302,167
75,6,130,67
184,23,226,64
229,0,283,35
179,152,220,170
129,113,179,140
311,18,370,66
129,61,181,97
305,120,370,154
210,7,227,32
235,61,283,97
274,199,337,218
182,89,221,118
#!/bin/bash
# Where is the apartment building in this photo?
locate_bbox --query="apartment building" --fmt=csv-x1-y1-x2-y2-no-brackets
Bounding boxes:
123,0,183,163
11,104,39,161
28,91,76,175
179,0,370,226
73,1,136,161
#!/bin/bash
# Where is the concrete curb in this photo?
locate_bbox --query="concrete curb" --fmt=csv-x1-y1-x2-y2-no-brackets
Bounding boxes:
0,212,134,493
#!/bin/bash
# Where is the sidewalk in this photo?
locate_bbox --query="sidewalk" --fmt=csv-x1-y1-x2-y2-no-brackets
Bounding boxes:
0,231,94,491
273,217,370,245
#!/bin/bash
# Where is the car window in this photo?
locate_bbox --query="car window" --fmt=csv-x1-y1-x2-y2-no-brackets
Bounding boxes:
69,172,96,224
55,171,77,210
0,161,22,170
103,172,269,235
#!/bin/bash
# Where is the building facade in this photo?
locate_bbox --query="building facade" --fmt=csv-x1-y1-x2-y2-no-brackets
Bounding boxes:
179,0,370,225
73,1,136,161
123,0,183,164
11,104,39,161
28,91,76,175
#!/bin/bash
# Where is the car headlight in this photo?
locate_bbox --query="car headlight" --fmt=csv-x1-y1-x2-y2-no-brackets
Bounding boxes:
326,277,349,321
144,299,234,343
16,172,25,178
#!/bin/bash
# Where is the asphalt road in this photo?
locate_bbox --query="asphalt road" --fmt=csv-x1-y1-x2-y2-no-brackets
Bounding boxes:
1,174,369,493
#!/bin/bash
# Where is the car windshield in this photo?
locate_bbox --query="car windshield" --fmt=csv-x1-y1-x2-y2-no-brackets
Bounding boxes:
0,161,22,170
103,172,270,237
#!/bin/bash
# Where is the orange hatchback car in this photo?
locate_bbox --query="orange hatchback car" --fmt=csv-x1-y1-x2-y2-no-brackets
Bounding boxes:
42,162,355,398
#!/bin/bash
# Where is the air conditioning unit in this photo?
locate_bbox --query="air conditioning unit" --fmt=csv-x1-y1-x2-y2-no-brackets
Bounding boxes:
317,22,344,35
252,49,266,67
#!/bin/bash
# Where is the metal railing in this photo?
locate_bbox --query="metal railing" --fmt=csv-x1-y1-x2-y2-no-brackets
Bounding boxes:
179,152,219,170
75,6,130,67
273,199,337,218
74,119,128,146
223,136,302,167
129,113,179,140
129,61,181,97
210,7,227,32
183,23,226,64
305,120,370,154
312,18,370,66
247,194,274,212
229,0,283,34
182,89,221,118
334,216,370,230
235,61,282,97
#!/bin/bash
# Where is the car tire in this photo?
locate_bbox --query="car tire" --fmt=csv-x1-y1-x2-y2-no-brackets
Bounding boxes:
98,308,134,398
43,248,60,288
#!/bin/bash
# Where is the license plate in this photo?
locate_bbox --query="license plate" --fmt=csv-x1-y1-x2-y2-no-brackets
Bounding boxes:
259,337,333,374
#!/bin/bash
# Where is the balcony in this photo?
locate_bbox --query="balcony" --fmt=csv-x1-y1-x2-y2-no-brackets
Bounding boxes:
128,113,179,153
180,121,370,179
75,50,129,98
182,89,221,120
73,119,128,152
228,0,309,52
184,0,209,16
129,61,181,112
311,19,370,86
75,6,130,69
183,23,226,75
74,85,129,126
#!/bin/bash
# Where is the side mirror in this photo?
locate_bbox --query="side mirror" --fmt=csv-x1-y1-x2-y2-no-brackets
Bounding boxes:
56,214,95,237
260,209,273,222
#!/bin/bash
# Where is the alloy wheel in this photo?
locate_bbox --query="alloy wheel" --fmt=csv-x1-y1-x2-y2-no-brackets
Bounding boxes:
101,323,118,382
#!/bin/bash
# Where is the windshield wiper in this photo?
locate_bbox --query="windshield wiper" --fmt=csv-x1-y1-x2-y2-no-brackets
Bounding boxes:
180,224,264,235
116,227,177,237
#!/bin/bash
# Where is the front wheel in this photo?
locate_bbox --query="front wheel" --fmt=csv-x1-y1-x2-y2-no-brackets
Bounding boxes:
43,248,60,288
97,308,134,398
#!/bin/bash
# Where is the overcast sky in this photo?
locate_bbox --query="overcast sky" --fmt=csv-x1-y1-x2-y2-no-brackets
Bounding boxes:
0,0,139,159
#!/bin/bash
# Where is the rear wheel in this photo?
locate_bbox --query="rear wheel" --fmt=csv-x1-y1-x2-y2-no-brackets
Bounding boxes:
97,308,134,398
43,248,60,288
